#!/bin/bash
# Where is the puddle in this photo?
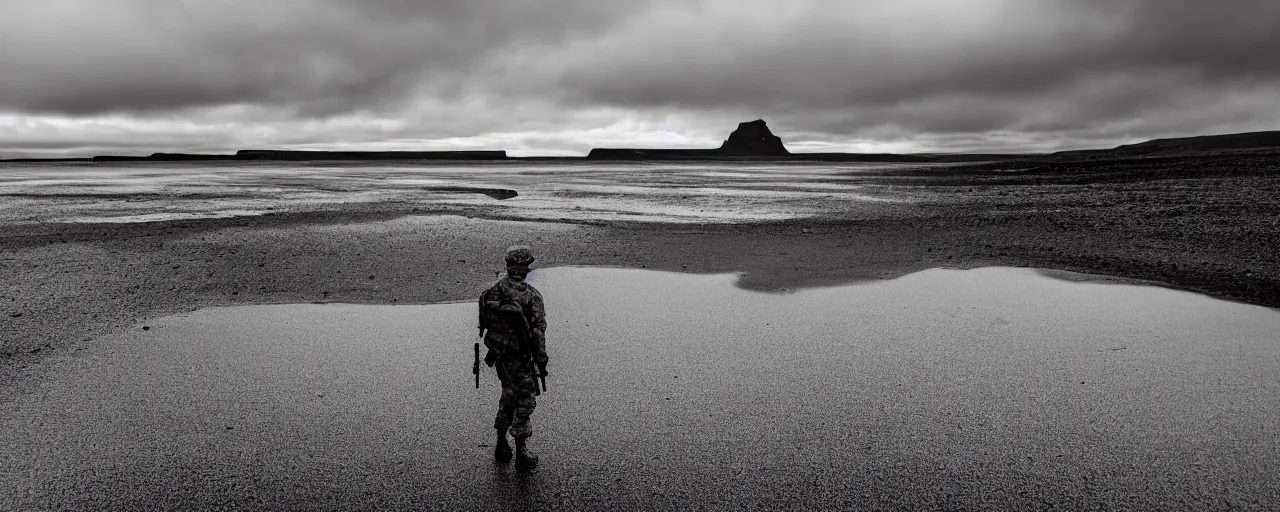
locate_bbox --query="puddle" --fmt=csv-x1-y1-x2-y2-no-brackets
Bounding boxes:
4,267,1279,509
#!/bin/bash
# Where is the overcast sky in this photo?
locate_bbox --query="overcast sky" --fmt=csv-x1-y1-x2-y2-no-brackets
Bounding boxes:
2,0,1279,157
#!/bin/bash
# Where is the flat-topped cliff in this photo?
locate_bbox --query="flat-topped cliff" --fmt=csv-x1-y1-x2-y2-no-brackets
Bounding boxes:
588,119,791,159
719,119,789,156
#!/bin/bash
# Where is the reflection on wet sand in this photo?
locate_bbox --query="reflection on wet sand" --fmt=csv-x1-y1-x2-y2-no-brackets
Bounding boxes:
4,266,1277,509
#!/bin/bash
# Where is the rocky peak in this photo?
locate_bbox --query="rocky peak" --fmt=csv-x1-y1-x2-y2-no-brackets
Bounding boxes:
719,119,790,156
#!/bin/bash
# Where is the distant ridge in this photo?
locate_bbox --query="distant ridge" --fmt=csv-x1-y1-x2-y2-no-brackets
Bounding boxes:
1056,131,1280,158
231,150,507,161
1,150,508,163
5,126,1280,164
584,148,723,159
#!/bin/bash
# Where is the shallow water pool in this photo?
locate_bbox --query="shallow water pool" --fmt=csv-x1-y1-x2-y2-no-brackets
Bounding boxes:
4,266,1278,509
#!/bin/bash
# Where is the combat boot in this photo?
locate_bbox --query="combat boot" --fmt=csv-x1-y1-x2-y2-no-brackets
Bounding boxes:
494,429,513,462
514,437,539,470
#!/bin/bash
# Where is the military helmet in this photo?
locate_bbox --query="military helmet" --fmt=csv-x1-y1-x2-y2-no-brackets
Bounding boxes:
504,245,535,269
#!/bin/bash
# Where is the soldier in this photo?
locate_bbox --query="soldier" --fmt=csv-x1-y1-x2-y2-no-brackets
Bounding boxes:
478,245,548,470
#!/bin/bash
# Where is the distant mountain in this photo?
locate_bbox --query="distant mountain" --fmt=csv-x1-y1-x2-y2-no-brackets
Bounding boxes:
719,119,790,156
587,119,954,161
588,119,790,159
1056,131,1280,158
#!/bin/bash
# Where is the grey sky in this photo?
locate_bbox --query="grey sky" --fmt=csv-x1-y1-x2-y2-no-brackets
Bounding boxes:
2,0,1278,156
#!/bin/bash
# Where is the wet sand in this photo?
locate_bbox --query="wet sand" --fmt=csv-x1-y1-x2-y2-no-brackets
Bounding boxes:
5,155,1279,367
1,154,1278,508
4,267,1278,510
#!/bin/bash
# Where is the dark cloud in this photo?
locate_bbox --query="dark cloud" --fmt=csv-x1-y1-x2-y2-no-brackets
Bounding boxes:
0,0,655,115
552,1,1280,132
1,0,1278,155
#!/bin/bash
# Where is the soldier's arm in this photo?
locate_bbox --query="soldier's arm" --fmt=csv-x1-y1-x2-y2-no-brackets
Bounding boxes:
529,291,548,365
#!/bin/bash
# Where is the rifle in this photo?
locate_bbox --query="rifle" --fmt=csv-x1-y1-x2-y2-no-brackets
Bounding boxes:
528,352,547,394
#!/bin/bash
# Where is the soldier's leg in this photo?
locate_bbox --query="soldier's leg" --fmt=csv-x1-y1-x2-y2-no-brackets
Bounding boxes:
493,361,516,433
505,362,541,470
505,363,539,440
494,389,514,462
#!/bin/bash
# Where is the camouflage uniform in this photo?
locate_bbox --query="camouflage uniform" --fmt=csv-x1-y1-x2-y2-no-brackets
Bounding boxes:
479,273,548,440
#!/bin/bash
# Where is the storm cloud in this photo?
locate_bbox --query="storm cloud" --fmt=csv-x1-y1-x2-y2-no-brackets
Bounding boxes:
2,0,1278,156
